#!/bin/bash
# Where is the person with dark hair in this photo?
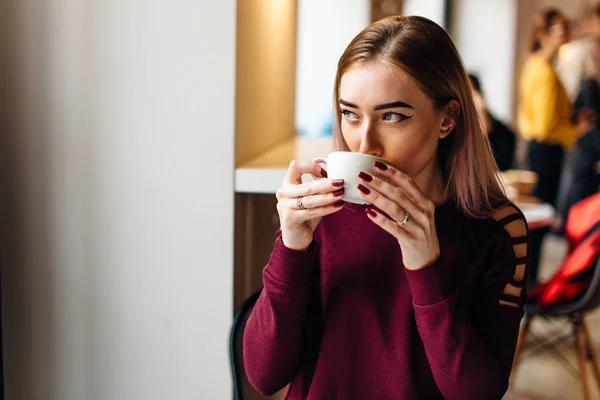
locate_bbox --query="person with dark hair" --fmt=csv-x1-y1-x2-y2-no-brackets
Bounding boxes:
468,73,516,171
244,16,528,400
518,7,576,206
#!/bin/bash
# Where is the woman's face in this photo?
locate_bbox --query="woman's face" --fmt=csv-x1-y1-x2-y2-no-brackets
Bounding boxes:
339,61,454,178
544,15,570,49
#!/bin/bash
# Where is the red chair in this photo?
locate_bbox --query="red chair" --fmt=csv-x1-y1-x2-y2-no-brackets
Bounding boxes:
512,193,600,400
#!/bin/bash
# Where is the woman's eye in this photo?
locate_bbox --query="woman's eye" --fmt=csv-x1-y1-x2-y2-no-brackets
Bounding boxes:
341,109,358,120
382,112,408,122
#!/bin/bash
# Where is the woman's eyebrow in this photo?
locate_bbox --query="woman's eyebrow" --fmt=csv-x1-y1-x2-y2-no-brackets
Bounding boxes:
339,99,358,108
374,101,413,110
339,99,414,110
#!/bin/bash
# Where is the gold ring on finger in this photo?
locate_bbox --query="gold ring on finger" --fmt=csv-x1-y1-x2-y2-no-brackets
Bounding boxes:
399,212,409,226
297,196,307,210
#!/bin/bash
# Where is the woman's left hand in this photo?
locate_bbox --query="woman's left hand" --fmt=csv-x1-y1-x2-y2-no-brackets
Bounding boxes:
358,163,440,271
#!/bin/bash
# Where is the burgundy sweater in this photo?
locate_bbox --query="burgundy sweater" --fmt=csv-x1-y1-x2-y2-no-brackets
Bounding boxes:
243,201,529,399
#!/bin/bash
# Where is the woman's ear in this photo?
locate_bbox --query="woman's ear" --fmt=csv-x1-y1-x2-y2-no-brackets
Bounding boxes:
440,100,461,139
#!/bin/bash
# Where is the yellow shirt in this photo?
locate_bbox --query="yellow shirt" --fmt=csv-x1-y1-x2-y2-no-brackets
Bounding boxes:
517,55,576,149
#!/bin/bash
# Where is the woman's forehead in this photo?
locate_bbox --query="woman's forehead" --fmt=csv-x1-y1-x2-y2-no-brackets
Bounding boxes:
339,61,426,106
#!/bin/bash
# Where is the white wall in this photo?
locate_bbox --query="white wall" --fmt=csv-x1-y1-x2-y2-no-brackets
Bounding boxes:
451,0,518,123
403,0,447,27
295,0,370,136
0,0,235,399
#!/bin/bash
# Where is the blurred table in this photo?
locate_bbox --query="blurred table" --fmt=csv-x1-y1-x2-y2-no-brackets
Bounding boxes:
516,201,555,230
498,170,554,230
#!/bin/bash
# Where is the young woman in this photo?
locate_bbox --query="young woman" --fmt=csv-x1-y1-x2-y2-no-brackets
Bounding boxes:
244,16,529,400
518,7,575,206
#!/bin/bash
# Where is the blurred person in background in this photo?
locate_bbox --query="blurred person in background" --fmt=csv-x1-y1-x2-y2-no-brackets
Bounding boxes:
469,73,516,171
518,7,576,206
557,4,600,100
555,37,600,231
518,8,576,287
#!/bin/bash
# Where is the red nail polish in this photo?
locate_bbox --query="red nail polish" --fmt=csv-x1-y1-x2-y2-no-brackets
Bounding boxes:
374,161,388,171
359,172,373,182
332,179,344,187
366,208,377,218
333,200,345,207
321,168,328,178
333,188,344,197
357,184,371,195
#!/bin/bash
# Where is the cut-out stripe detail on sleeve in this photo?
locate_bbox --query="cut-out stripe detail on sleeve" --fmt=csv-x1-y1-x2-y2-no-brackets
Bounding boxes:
497,213,524,226
499,300,520,308
492,205,518,222
491,204,528,308
504,219,528,238
513,243,528,259
511,236,529,245
513,264,526,282
492,207,529,262
503,283,523,297
514,257,529,270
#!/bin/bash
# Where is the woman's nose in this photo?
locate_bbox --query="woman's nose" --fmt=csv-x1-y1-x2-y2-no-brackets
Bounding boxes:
358,124,383,157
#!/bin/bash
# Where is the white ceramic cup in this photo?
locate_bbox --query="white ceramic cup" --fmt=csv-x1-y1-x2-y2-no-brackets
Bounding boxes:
313,151,389,205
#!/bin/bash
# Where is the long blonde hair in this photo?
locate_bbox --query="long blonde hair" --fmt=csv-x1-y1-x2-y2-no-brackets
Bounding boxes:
332,16,506,218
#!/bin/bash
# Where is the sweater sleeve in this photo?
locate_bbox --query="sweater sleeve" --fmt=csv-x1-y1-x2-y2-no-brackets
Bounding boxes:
404,205,528,400
242,236,319,396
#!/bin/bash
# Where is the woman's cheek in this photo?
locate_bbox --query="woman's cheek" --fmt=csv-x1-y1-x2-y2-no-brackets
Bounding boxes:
341,123,360,150
384,122,434,157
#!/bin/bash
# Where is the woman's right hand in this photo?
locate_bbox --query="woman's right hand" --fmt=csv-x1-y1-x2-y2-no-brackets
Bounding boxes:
276,159,346,251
